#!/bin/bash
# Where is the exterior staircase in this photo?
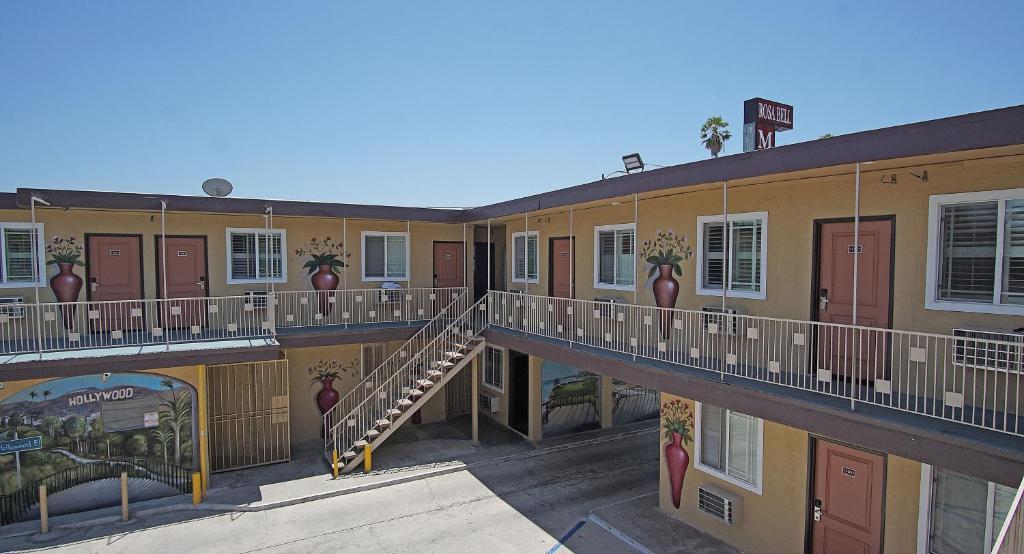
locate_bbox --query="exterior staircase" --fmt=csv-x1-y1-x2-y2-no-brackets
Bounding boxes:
323,293,490,473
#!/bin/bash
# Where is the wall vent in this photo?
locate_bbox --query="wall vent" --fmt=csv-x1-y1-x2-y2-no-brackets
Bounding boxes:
479,394,499,413
952,328,1023,371
0,297,26,319
697,485,741,525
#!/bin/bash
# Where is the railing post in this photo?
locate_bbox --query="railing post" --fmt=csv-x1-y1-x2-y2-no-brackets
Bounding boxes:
267,292,277,338
191,472,202,505
39,484,48,534
120,471,129,521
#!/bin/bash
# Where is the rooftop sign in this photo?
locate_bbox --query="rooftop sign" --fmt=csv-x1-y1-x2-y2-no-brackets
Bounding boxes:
743,98,794,152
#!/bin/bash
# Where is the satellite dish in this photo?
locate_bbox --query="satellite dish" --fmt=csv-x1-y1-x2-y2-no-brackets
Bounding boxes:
202,178,233,198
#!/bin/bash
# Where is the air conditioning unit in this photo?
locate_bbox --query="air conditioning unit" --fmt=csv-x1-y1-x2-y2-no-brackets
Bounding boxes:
952,328,1024,371
244,290,269,309
701,305,743,336
479,394,499,413
697,485,741,525
0,297,26,319
594,297,621,319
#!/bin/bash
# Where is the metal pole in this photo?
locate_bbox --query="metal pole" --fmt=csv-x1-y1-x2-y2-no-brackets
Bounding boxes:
487,219,491,294
633,193,638,305
30,197,47,357
406,220,411,285
463,222,467,290
851,163,861,411
721,180,729,382
568,204,574,298
524,210,529,295
161,200,170,351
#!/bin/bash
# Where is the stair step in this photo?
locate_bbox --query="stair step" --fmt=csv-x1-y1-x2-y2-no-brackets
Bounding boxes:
432,360,456,369
375,419,391,428
366,429,380,438
398,399,414,408
444,351,465,359
409,389,424,397
354,440,368,448
416,379,435,388
386,409,403,417
427,370,444,379
343,451,357,460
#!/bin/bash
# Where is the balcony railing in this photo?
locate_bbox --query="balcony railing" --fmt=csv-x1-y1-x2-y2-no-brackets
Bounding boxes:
488,291,1024,437
0,287,466,357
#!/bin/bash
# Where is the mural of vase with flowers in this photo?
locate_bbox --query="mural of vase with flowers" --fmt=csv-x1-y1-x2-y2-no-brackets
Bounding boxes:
308,358,358,435
296,237,350,316
640,231,692,339
46,236,85,330
662,398,694,509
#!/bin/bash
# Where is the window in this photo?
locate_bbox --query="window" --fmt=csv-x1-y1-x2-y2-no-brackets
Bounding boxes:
483,346,504,392
696,212,767,299
0,223,44,288
926,189,1024,315
511,231,538,283
361,343,386,379
594,224,635,290
695,402,763,494
362,231,408,281
226,228,286,284
921,465,1015,553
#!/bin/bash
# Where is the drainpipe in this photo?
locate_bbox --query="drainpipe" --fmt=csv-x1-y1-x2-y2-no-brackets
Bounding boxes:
569,203,574,349
30,196,49,357
633,193,638,306
265,205,276,339
524,210,529,338
721,180,729,382
486,218,491,295
851,163,861,411
161,200,170,351
343,217,348,329
462,222,467,290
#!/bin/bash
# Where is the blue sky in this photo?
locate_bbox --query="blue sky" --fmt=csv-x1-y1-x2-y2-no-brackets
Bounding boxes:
0,2,1020,208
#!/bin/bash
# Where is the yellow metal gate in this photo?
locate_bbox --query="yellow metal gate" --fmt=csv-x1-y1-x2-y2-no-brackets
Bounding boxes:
207,360,291,472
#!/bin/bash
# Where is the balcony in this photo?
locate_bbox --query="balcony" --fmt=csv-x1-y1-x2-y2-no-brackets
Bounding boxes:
486,291,1024,438
0,287,466,362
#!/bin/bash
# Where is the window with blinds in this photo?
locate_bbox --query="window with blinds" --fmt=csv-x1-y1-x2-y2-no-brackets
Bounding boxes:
595,224,635,288
483,346,504,392
928,467,1014,553
363,232,408,280
361,343,387,379
932,193,1024,309
699,213,766,298
0,226,42,285
227,229,285,283
697,403,762,493
512,232,538,282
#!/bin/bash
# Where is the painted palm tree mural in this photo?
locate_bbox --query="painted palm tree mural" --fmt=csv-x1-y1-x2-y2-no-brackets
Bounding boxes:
0,372,197,523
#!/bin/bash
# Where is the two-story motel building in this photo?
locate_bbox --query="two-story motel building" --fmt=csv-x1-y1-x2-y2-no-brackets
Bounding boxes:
0,105,1022,553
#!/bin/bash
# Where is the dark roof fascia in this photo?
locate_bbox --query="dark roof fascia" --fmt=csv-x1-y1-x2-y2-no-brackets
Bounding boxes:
465,104,1024,221
0,193,18,209
13,188,464,223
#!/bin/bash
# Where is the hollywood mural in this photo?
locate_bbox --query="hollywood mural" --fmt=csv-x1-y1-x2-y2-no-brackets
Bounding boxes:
540,361,601,437
0,373,196,524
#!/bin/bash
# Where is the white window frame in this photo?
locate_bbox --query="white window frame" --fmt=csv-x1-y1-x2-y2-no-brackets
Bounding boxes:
593,223,636,291
482,345,505,393
925,188,1024,316
225,228,288,285
916,463,1015,554
694,401,764,495
695,211,768,300
0,223,45,288
361,231,410,282
511,231,539,284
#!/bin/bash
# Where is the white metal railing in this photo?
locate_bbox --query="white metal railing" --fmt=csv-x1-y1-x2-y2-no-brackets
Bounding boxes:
320,288,472,443
994,477,1024,553
488,291,1024,436
325,296,489,458
0,287,467,356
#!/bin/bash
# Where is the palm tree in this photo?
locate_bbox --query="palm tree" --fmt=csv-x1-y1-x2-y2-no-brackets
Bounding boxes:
160,380,192,465
29,391,38,401
700,116,732,158
42,390,51,402
152,427,174,463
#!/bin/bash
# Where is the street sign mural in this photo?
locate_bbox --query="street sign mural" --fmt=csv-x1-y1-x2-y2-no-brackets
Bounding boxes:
743,97,794,152
0,373,196,523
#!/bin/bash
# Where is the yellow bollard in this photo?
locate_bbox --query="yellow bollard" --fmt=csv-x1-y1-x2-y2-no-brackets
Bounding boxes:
332,450,340,479
364,444,372,473
120,472,129,522
39,485,48,534
192,473,202,505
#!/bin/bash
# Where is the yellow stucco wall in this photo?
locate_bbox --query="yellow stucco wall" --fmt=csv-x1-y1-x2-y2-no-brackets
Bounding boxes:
498,149,1024,335
657,392,924,554
0,209,468,302
282,343,365,449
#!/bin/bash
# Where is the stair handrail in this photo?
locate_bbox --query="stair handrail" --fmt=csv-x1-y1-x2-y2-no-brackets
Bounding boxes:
327,295,490,456
321,288,471,450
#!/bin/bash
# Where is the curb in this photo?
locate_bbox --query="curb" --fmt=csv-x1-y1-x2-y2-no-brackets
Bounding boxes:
1,425,656,540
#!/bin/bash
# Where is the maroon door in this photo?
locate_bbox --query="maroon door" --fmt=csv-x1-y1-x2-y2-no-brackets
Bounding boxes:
550,237,573,298
87,235,144,332
433,242,465,289
157,237,208,329
815,220,893,379
811,440,885,554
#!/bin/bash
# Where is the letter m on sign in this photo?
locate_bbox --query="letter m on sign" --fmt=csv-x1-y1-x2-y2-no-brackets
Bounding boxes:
756,124,775,150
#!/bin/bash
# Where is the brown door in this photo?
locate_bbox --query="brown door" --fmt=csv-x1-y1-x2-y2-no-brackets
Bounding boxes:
433,242,464,289
815,220,893,378
87,235,143,332
550,237,573,298
811,439,885,554
157,237,208,329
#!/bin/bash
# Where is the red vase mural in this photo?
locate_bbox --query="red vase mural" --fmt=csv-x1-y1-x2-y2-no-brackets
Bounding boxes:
316,377,340,414
296,236,350,316
308,359,359,436
45,236,86,331
662,398,694,509
640,231,692,340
